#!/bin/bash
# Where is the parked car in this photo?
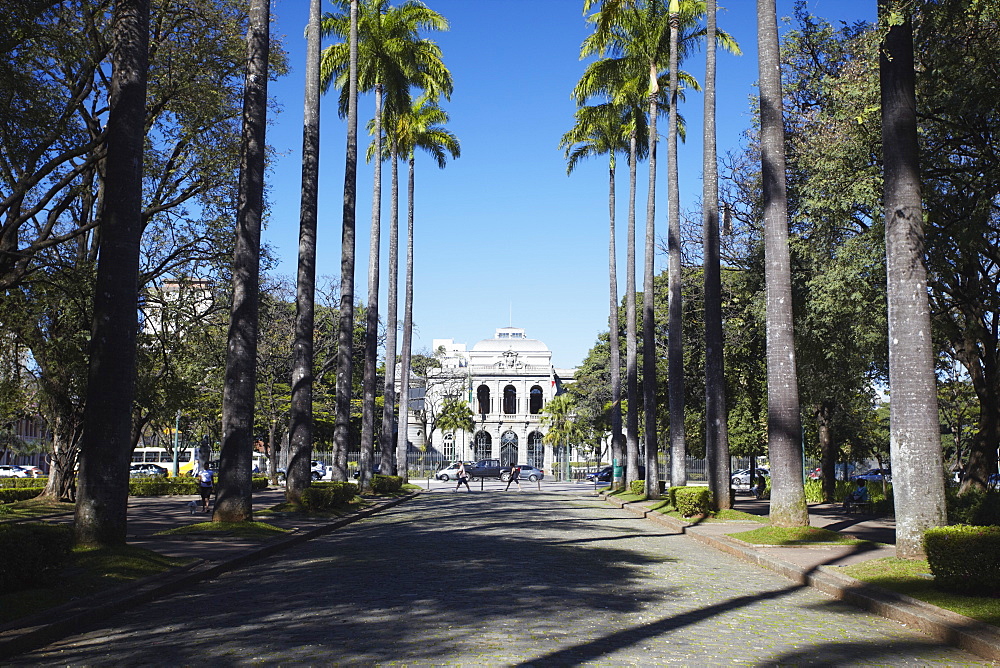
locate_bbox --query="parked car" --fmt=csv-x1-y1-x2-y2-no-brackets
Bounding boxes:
585,465,644,483
0,464,30,478
17,465,45,477
852,468,891,483
277,461,327,481
129,463,168,478
731,468,769,486
353,464,382,479
435,462,465,481
503,464,544,482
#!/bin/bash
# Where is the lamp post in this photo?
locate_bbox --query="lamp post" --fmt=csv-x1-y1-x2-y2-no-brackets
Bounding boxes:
172,409,181,477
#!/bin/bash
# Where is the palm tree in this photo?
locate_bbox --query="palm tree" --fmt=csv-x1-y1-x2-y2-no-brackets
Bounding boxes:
878,0,946,557
436,397,474,459
321,0,452,485
389,97,460,482
75,0,149,547
664,0,686,490
331,0,358,481
757,0,807,527
288,0,322,505
701,0,731,510
541,393,584,480
214,0,270,519
559,103,631,489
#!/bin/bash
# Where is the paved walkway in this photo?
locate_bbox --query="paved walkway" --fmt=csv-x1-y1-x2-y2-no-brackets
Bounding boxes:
3,483,989,665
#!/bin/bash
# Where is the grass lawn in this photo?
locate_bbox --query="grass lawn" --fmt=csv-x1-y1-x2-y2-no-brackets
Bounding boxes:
841,558,1000,626
0,543,191,625
729,525,874,546
0,497,76,519
156,520,289,538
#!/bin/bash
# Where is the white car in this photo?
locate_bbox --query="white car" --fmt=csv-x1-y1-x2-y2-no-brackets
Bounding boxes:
0,464,30,478
731,468,769,486
435,462,465,481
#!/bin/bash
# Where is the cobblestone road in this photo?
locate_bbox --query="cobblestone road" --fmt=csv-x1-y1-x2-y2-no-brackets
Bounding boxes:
10,488,987,666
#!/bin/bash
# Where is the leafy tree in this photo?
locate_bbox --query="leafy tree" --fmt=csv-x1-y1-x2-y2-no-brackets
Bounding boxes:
75,0,150,547
435,397,474,457
541,393,585,479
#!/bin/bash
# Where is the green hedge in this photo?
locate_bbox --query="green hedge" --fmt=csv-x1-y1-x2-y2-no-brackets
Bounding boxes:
370,474,403,494
925,525,1000,595
946,487,1000,526
629,479,645,496
0,487,45,503
301,481,359,510
128,476,270,497
0,477,48,489
671,486,712,517
0,523,73,590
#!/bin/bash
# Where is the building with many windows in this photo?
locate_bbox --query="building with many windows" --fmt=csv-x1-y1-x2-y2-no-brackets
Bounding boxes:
421,327,575,472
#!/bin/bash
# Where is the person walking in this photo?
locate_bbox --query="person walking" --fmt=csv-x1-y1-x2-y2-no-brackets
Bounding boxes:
455,461,471,492
505,464,521,491
198,467,215,513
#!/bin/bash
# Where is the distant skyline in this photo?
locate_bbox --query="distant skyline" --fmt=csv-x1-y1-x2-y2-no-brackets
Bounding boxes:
263,0,876,368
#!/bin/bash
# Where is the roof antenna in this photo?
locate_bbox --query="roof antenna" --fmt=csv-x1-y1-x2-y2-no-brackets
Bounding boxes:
509,302,512,327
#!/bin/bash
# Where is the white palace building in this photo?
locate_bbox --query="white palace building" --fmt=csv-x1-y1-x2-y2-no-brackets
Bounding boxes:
415,327,576,472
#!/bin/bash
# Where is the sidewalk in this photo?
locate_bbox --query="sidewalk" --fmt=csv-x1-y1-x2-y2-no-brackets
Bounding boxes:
0,486,417,660
600,489,1000,661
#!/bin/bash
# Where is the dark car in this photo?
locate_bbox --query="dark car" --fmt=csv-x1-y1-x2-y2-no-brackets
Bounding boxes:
852,468,891,483
585,465,644,483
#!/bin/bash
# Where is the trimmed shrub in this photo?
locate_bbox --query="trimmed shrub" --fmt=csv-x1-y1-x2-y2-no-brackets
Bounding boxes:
0,477,49,489
0,487,45,503
946,487,1000,526
673,486,712,517
629,479,645,496
370,474,402,495
0,523,73,589
924,525,1000,595
300,481,359,510
128,475,270,497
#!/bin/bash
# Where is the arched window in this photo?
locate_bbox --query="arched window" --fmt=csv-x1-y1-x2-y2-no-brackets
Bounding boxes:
527,431,544,469
503,384,517,415
529,385,543,414
477,385,491,415
500,430,518,466
443,433,455,461
474,431,492,460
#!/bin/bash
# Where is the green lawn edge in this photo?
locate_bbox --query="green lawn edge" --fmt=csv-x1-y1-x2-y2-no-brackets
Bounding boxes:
841,557,1000,626
728,526,873,546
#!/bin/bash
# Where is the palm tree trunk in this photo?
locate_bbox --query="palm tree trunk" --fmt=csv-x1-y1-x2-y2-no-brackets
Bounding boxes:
626,131,641,487
879,0,946,557
757,0,807,526
381,141,400,475
75,0,149,547
608,155,625,489
217,0,270,520
359,83,383,492
396,154,416,482
288,0,321,505
667,6,686,489
643,62,660,500
702,0,730,510
332,0,359,482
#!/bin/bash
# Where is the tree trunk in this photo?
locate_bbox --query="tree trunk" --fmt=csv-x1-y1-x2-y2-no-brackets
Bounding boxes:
381,141,400,475
667,8,686,489
608,156,625,490
626,131,640,487
396,155,416,483
287,0,321,505
74,0,149,547
817,403,836,503
643,62,660,500
359,83,383,493
757,0,807,527
703,0,730,510
879,0,946,557
332,0,359,482
217,0,269,521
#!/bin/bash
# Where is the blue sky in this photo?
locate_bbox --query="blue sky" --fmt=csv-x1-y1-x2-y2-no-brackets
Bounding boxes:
263,0,876,369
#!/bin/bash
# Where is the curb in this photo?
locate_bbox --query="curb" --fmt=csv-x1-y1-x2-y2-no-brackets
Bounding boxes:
0,491,419,660
600,493,1000,662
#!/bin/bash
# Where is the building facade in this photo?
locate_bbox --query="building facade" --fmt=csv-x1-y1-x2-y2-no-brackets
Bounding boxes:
422,327,575,473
